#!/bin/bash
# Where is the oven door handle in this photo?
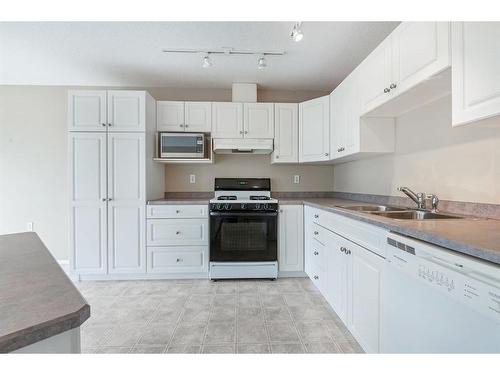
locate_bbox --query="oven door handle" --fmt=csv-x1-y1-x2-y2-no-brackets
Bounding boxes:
209,211,278,217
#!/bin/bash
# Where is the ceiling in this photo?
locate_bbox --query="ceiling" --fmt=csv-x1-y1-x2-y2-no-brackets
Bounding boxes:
0,22,399,91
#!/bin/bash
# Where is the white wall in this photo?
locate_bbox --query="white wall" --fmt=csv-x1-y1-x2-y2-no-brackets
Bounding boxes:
334,96,500,204
0,85,329,261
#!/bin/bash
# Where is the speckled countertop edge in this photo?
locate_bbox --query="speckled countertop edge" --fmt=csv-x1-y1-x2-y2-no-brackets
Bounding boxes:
0,232,90,353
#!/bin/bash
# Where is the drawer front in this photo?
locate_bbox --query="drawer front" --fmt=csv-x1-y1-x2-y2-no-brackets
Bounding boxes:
147,219,208,246
146,205,208,219
147,246,208,273
308,222,328,245
307,261,326,293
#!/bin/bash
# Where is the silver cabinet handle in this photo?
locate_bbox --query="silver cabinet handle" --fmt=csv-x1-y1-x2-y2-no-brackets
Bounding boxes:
101,123,107,127
314,214,319,219
102,198,106,201
314,231,319,235
390,83,397,89
346,249,352,255
313,275,319,280
325,152,329,156
384,88,390,93
340,246,346,253
176,258,182,263
176,231,181,235
337,147,345,152
179,124,184,128
108,123,112,126
185,124,189,128
244,131,248,134
313,251,319,255
239,130,243,134
176,210,180,214
108,198,112,201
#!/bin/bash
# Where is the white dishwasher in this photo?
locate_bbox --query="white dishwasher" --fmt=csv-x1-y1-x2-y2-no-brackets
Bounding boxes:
381,232,500,353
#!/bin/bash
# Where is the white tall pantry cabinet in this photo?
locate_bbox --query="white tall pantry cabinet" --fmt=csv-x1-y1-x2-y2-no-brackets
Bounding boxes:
68,90,164,279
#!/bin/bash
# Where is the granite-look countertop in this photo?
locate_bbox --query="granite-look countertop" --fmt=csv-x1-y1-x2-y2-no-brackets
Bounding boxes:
288,198,500,265
0,232,90,353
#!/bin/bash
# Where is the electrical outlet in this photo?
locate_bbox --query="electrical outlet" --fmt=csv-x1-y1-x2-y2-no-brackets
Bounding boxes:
189,174,196,184
27,222,33,231
293,175,300,184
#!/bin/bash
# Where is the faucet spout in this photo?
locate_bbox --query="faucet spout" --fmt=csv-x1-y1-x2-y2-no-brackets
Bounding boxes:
398,186,426,210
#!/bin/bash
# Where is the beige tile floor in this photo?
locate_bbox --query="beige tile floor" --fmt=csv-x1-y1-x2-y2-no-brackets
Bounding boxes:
76,278,363,354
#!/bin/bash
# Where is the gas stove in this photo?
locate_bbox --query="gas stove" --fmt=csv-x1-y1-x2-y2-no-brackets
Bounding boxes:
209,178,278,280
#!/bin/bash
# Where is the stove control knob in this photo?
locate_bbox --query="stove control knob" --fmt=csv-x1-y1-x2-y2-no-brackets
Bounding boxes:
241,203,247,210
263,204,269,210
216,204,223,210
224,203,230,210
254,203,261,210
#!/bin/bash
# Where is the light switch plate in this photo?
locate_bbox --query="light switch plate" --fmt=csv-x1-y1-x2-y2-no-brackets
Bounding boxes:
189,174,196,184
293,175,300,184
27,222,33,231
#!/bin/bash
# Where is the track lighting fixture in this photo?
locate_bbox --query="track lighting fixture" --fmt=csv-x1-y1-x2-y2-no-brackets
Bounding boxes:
291,22,304,42
162,47,285,70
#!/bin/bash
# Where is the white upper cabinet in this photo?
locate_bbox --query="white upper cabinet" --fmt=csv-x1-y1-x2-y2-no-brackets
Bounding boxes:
211,102,243,138
359,37,394,115
359,22,451,116
278,205,304,273
272,103,298,163
68,90,107,131
452,22,500,126
107,90,145,132
299,95,330,162
243,103,274,138
184,102,212,132
392,22,450,95
157,101,185,132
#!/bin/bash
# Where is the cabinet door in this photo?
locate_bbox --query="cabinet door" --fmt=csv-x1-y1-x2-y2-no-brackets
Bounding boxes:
243,103,274,138
185,102,212,132
107,91,145,132
272,103,298,163
278,205,304,272
452,22,500,126
359,37,393,115
157,101,185,132
330,86,346,158
299,95,330,162
107,133,146,274
349,243,384,353
325,233,350,324
68,90,107,131
211,102,243,138
69,133,107,274
392,22,450,95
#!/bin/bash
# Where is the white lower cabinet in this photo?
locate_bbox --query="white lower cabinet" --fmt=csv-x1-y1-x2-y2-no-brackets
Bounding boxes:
304,205,385,353
278,205,304,273
145,204,209,277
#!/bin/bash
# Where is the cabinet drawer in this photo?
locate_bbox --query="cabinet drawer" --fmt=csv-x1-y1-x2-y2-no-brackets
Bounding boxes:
146,219,208,246
307,261,326,293
308,222,328,245
146,205,208,219
147,246,208,273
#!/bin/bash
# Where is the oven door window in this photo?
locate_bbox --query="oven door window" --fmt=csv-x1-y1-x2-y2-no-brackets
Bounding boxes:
210,213,277,262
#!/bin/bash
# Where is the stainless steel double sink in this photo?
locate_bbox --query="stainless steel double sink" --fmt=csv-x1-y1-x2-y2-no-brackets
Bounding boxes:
337,204,465,220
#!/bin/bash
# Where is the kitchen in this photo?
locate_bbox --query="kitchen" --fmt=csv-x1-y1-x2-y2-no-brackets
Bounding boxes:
1,10,500,368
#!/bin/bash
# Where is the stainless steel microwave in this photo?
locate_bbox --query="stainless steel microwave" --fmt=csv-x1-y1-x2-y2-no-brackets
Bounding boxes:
159,132,205,158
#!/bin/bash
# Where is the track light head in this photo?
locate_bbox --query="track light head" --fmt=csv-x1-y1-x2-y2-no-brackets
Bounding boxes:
257,55,267,70
202,54,212,68
291,22,304,42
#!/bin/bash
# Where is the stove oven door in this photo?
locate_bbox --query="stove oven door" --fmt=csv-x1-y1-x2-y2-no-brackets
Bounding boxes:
209,211,278,262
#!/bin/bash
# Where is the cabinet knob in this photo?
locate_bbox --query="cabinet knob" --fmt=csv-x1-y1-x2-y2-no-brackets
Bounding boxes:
276,155,279,159
346,249,352,255
101,123,107,127
314,214,319,219
314,231,319,235
384,88,390,93
325,152,329,156
108,123,112,126
279,209,283,213
313,275,319,280
108,198,112,201
390,83,397,89
176,231,181,235
244,131,248,134
185,124,189,128
340,246,346,253
176,258,182,263
314,251,319,256
239,131,243,134
176,210,180,214
102,198,106,201
179,124,184,127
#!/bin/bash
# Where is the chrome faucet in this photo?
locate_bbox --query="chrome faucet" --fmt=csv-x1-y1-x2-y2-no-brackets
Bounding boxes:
426,194,439,212
398,187,426,210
